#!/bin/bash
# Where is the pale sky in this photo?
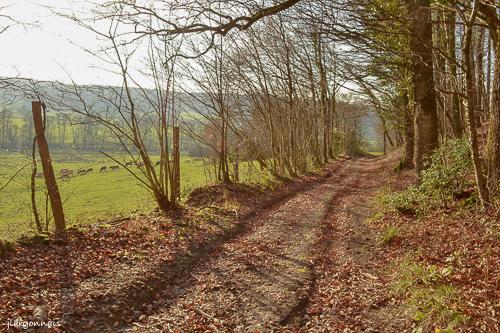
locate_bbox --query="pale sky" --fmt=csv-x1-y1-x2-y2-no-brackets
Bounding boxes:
0,0,146,86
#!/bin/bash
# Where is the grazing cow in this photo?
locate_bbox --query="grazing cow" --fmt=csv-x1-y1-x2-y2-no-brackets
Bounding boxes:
87,168,93,173
125,161,134,167
77,169,87,176
60,169,73,180
100,166,107,173
136,161,145,168
110,165,119,171
155,160,161,166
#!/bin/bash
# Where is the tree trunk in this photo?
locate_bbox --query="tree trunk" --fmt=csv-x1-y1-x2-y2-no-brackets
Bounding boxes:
407,0,439,176
486,40,500,191
32,101,66,234
313,32,330,163
400,92,414,169
480,1,500,193
464,1,489,206
475,28,485,125
30,137,42,233
171,126,181,202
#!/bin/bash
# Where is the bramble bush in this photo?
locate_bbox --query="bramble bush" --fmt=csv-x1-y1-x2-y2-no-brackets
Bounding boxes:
387,139,473,214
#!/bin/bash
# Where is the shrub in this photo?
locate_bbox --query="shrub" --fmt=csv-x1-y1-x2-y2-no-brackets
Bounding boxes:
387,139,473,214
379,225,399,244
386,185,423,214
419,139,472,201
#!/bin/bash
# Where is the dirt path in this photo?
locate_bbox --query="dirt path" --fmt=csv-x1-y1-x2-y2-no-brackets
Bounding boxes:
121,157,394,333
283,157,405,332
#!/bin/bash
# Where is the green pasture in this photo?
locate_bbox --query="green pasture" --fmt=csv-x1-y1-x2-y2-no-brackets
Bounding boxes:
0,150,269,240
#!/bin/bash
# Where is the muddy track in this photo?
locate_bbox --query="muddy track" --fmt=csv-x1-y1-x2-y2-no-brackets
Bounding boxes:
122,157,386,333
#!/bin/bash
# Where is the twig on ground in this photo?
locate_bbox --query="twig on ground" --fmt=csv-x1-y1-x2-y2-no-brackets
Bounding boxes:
194,307,224,324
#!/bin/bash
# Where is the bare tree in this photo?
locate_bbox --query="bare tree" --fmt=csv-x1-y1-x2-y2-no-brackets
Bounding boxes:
51,7,185,213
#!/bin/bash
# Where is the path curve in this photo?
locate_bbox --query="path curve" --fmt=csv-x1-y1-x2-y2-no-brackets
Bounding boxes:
124,157,387,332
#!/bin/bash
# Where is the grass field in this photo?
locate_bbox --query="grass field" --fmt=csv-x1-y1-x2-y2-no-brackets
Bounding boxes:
0,150,270,240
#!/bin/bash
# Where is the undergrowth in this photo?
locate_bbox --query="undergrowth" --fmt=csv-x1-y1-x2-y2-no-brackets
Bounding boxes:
391,258,467,332
374,140,476,331
379,225,399,244
385,139,474,215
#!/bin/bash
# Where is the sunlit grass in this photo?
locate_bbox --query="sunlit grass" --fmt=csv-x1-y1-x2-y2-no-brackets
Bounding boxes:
0,150,270,240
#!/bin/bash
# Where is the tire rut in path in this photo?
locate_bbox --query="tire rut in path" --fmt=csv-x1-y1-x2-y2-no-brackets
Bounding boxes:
127,159,374,333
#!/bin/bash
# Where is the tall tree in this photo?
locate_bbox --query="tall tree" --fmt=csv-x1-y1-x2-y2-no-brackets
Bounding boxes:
407,0,439,175
462,0,490,206
480,0,500,192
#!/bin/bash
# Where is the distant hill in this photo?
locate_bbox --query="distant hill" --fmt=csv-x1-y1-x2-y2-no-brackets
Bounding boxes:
0,78,212,120
0,78,382,150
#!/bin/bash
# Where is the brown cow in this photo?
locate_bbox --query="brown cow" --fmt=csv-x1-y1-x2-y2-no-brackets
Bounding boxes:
110,165,119,171
100,166,107,173
60,170,73,180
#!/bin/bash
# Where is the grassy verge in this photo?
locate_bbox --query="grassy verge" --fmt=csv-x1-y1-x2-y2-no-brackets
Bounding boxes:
369,142,498,332
389,257,467,333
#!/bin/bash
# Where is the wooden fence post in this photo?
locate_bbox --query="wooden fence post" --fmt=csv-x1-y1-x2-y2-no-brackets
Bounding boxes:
173,126,181,200
32,101,66,234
